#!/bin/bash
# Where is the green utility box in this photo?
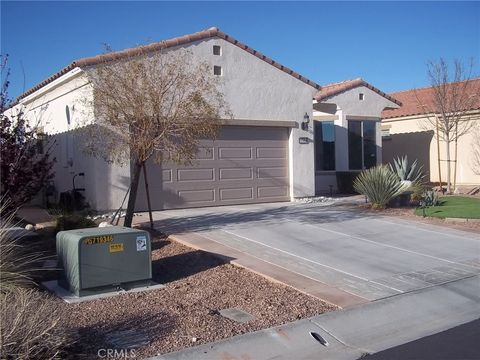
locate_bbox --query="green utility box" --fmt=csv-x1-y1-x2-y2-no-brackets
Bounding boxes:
56,226,152,297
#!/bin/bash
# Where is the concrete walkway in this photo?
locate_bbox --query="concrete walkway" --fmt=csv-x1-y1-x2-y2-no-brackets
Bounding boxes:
145,201,480,308
143,201,480,359
152,276,480,360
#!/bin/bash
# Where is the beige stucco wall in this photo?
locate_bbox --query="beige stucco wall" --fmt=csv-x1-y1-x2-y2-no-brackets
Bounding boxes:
382,113,480,186
158,37,318,198
10,34,319,210
10,69,130,211
313,86,400,193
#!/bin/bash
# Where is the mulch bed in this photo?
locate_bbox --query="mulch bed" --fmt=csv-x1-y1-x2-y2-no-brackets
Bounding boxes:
47,235,336,358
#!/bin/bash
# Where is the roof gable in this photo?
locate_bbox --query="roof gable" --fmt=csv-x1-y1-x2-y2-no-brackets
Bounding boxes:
315,78,401,106
17,27,321,101
382,78,480,119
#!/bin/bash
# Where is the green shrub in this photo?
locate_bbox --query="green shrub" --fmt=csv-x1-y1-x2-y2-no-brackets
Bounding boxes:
336,171,360,194
389,155,425,183
55,214,96,232
354,165,407,209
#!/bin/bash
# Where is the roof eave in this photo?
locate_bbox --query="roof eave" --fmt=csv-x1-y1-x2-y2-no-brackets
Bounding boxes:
315,79,402,106
16,27,321,102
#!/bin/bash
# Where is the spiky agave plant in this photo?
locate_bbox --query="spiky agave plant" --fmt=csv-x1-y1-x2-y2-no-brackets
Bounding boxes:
389,155,425,184
354,165,408,209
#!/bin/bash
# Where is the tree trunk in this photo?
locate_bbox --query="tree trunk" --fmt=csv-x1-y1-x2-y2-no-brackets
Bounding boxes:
143,163,154,229
445,133,451,194
436,118,442,191
124,160,143,227
453,123,458,191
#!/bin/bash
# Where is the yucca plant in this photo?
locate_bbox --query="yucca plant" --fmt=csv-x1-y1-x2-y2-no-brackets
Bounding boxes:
389,155,425,184
354,165,407,209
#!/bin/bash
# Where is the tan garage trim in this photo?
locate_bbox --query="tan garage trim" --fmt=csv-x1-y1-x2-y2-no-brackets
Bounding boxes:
221,119,297,128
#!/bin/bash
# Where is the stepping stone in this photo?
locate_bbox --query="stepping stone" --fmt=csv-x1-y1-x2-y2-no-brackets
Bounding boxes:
219,308,255,323
105,329,149,349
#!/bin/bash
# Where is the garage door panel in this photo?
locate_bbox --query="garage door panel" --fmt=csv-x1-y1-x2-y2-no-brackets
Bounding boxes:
177,189,215,203
161,169,173,183
219,187,254,201
177,168,214,182
257,167,288,179
219,167,253,180
257,186,289,198
136,126,290,210
256,147,288,159
218,147,253,160
196,147,214,160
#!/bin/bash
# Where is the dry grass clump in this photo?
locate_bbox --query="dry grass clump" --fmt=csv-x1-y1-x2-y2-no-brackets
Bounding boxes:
0,200,76,359
0,288,76,359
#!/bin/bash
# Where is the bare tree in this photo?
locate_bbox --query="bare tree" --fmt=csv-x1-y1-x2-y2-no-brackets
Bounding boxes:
83,48,230,227
415,58,478,193
472,124,480,176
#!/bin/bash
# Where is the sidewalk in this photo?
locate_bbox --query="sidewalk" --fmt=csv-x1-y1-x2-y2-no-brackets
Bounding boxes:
151,275,480,360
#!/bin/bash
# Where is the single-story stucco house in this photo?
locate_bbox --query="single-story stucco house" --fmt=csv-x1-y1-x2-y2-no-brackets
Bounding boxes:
10,27,400,211
382,78,480,190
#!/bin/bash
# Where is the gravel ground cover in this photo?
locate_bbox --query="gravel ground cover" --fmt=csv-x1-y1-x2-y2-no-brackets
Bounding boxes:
49,234,336,358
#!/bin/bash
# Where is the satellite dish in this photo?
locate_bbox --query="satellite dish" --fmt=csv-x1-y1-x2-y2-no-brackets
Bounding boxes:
66,105,71,126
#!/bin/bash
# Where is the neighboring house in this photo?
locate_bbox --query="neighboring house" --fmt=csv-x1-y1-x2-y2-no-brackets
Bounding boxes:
313,78,401,194
382,79,480,189
9,28,399,211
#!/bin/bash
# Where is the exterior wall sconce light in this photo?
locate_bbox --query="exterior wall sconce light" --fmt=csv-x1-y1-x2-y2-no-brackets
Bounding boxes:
301,112,310,131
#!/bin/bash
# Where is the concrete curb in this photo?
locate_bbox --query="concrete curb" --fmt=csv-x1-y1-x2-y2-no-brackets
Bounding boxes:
444,217,480,223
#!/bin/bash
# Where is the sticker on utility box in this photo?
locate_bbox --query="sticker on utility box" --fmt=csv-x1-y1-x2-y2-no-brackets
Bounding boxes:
109,243,124,253
136,236,147,251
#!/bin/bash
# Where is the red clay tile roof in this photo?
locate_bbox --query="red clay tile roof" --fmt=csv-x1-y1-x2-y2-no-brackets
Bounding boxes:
382,78,480,119
17,27,320,101
314,78,402,106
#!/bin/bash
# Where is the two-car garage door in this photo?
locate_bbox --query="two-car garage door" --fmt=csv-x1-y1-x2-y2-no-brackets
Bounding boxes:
135,126,290,211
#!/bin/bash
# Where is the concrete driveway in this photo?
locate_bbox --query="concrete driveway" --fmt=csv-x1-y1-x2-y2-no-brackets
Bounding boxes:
149,201,480,305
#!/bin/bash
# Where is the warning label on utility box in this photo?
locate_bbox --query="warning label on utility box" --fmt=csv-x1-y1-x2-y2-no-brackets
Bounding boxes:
136,236,147,251
109,243,124,253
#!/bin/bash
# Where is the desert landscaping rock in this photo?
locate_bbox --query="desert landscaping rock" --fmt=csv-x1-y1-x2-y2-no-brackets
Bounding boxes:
51,234,336,358
219,308,256,323
293,196,335,204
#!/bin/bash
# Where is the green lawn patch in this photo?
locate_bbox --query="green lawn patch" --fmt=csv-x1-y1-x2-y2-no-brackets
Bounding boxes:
415,196,480,219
